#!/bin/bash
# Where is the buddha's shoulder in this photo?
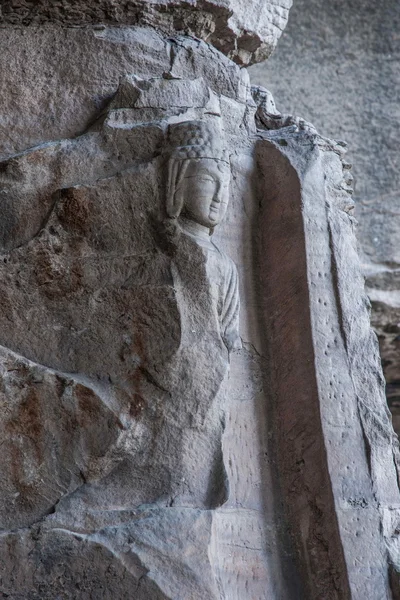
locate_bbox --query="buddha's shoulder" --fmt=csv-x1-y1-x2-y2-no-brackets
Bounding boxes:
205,243,238,279
212,243,236,264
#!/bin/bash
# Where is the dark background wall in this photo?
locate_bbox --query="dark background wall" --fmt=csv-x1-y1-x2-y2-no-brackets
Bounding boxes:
249,0,400,430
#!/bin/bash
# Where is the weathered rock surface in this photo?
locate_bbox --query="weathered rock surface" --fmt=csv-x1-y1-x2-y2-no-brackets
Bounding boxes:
252,96,400,597
0,346,122,530
0,527,169,599
0,27,253,159
249,0,400,435
0,0,292,65
0,29,297,599
1,14,400,599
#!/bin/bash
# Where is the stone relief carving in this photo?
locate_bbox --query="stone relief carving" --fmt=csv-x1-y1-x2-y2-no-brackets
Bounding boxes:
252,84,355,215
2,15,400,598
251,85,317,133
165,119,241,353
0,77,242,545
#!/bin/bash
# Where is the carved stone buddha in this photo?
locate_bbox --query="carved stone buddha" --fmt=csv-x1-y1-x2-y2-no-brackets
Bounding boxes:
20,118,242,525
165,119,241,353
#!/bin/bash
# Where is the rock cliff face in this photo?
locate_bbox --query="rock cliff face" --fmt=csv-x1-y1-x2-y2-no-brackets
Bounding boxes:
249,0,400,435
0,29,296,599
1,2,400,599
0,0,292,65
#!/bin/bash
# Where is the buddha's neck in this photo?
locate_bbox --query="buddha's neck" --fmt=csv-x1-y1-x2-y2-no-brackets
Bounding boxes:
179,217,211,241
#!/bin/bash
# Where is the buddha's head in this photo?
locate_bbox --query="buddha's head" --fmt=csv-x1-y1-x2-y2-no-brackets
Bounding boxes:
165,120,230,233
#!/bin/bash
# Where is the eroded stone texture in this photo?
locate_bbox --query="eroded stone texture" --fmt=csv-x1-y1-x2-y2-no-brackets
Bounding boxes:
252,86,400,597
0,527,169,599
0,347,122,530
0,30,299,599
249,0,400,436
2,18,400,600
0,0,292,65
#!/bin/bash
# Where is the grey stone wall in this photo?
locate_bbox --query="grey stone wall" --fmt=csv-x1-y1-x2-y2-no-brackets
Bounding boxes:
0,0,292,65
2,2,400,596
249,0,400,432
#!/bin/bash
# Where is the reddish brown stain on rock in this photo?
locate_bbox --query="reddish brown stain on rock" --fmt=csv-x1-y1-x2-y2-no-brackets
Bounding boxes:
6,388,44,499
58,188,91,237
74,383,100,427
129,392,145,418
7,389,43,452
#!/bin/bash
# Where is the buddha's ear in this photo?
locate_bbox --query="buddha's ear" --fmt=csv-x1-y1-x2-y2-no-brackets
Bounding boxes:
166,159,188,218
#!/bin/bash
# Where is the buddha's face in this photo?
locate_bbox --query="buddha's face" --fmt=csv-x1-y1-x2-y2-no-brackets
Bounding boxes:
179,158,230,229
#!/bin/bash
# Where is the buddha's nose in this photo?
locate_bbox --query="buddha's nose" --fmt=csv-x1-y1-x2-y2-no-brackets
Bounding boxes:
214,182,223,203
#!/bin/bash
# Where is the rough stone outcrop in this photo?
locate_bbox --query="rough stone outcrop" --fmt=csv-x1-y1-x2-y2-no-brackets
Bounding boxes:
0,31,296,599
0,0,292,65
253,90,400,598
249,0,400,434
1,5,400,599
